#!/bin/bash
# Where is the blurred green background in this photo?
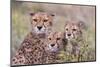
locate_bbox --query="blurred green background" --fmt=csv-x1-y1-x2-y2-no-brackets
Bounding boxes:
11,0,96,62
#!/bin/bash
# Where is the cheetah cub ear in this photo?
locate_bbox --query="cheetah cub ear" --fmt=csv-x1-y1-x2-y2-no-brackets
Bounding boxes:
50,14,55,17
30,13,35,16
77,21,86,30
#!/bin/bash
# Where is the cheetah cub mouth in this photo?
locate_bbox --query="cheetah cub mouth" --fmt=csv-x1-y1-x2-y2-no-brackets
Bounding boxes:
45,32,64,53
30,12,55,34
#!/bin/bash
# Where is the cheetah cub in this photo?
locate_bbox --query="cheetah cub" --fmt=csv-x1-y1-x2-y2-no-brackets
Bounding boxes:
64,20,85,61
11,12,55,66
44,32,64,64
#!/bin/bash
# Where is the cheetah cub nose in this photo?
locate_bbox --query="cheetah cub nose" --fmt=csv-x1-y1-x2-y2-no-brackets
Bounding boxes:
51,44,55,47
37,26,42,30
67,34,71,36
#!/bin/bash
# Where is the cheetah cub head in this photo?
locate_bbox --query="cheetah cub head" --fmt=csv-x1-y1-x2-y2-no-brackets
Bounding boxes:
30,12,55,34
44,32,64,53
64,20,85,41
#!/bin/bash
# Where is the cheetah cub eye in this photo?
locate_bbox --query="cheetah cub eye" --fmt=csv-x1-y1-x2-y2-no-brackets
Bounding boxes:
44,32,64,53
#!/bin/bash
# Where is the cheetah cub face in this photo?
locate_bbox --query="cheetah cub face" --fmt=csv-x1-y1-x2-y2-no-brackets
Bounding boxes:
45,32,64,53
65,20,85,40
30,12,55,34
